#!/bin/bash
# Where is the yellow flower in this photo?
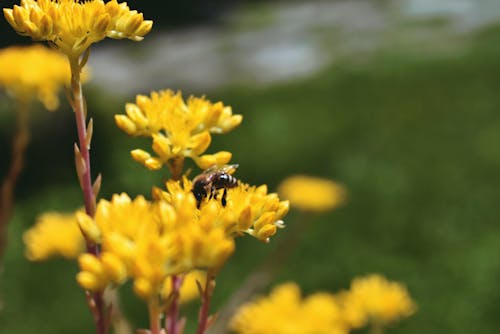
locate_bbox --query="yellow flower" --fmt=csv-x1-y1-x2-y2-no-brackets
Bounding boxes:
0,44,72,110
23,211,85,261
161,270,206,304
230,282,347,334
115,90,242,171
340,274,416,328
3,0,152,59
154,178,289,242
75,193,235,298
278,175,346,212
220,183,289,241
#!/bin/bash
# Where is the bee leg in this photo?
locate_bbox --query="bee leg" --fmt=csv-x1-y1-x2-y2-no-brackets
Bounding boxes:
221,188,227,207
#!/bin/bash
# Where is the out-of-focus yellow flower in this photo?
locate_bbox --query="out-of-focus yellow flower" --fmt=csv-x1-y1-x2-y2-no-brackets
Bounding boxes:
115,90,242,171
0,44,72,110
154,178,289,242
340,274,416,328
3,0,153,59
23,211,85,261
278,175,346,212
75,193,234,298
230,282,347,334
161,270,206,304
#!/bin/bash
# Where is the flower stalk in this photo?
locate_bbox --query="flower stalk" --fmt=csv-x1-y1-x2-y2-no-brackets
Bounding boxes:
165,275,184,334
68,52,106,334
0,96,30,263
196,273,216,334
69,52,96,220
148,297,162,334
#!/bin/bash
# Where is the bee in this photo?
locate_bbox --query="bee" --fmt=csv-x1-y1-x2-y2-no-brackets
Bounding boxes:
192,164,239,208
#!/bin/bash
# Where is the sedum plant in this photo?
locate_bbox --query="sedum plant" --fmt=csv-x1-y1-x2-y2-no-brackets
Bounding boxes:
3,1,416,334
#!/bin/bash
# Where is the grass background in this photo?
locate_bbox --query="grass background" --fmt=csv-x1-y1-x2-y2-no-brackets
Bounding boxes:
2,21,500,334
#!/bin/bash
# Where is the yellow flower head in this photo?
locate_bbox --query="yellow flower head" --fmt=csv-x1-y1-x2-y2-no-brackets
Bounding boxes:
0,44,72,110
75,193,234,298
23,211,85,261
230,282,347,334
278,175,346,212
340,274,416,328
115,90,243,171
3,0,153,58
154,177,289,242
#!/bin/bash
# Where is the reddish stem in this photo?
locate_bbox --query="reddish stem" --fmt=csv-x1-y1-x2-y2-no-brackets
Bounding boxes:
69,57,96,218
69,55,106,334
166,275,183,334
196,274,214,334
0,97,30,264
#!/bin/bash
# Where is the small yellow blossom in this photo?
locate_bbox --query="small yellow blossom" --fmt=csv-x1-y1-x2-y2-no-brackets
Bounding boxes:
230,282,347,334
221,183,289,241
278,175,346,212
115,90,242,171
75,193,235,299
154,178,289,242
23,211,85,261
0,44,73,110
3,0,153,59
340,274,416,328
161,270,206,304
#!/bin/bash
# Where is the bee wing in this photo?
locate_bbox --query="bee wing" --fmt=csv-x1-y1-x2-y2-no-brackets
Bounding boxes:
221,164,239,175
203,164,239,175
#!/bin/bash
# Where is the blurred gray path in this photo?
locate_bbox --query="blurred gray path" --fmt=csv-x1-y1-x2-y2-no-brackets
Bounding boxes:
88,0,500,95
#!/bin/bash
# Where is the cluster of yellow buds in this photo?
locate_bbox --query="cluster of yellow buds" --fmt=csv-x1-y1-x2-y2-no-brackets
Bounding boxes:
0,44,73,110
74,173,289,298
115,89,243,171
23,211,85,261
230,276,416,334
154,178,289,242
339,274,417,328
278,175,346,213
74,193,232,298
3,0,153,59
230,282,347,334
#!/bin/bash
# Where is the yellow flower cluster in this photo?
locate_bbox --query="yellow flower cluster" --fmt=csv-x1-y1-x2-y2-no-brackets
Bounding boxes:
0,44,71,110
230,282,347,334
75,193,234,299
231,275,416,334
278,175,346,212
23,211,85,261
115,90,243,171
153,178,289,242
74,176,288,298
339,274,416,328
3,0,152,58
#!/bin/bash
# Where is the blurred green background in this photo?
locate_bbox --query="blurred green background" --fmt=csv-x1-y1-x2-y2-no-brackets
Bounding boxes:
2,0,500,333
